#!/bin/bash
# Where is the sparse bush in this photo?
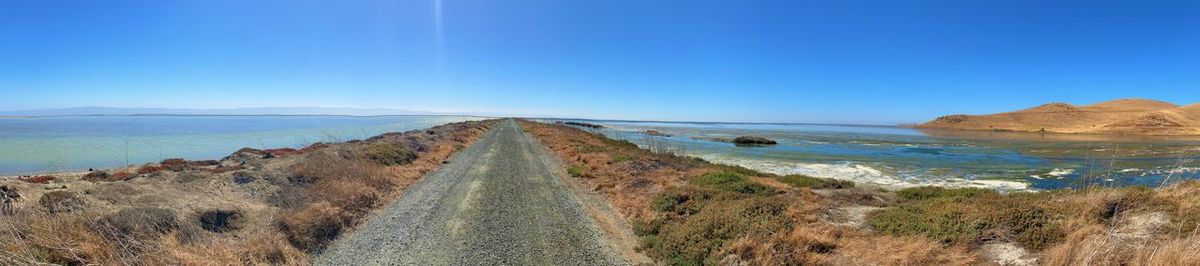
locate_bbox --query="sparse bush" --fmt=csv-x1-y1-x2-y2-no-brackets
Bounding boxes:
568,165,586,177
39,191,85,213
362,142,418,165
198,209,244,233
279,202,353,252
19,175,55,184
648,197,793,265
690,172,774,195
611,154,635,163
778,175,854,189
896,186,996,200
82,171,110,181
100,207,179,239
711,163,773,177
869,195,1064,250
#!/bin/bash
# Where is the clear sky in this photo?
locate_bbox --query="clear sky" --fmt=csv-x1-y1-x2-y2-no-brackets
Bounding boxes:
1,0,1197,124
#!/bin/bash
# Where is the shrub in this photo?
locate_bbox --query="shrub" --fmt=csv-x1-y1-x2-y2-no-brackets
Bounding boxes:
869,196,1065,250
198,209,243,233
711,163,772,177
362,142,418,165
19,175,56,184
568,165,586,178
137,165,166,174
611,154,636,163
896,186,996,201
82,171,110,181
647,197,794,265
279,202,353,252
110,171,132,181
778,175,854,189
39,191,84,213
100,207,179,239
689,172,774,195
161,158,190,171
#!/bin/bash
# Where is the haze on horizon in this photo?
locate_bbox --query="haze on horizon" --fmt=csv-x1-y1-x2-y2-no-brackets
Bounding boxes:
2,0,1197,124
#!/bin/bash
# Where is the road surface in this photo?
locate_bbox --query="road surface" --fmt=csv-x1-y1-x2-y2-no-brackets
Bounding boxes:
314,119,628,265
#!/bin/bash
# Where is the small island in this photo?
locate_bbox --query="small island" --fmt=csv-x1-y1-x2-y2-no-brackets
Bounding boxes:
732,136,777,145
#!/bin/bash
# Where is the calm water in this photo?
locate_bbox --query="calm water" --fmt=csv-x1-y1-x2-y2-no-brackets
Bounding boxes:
555,120,1200,191
0,115,484,175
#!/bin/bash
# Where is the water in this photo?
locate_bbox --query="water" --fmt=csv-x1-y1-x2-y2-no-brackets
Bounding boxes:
0,115,484,175
553,120,1200,191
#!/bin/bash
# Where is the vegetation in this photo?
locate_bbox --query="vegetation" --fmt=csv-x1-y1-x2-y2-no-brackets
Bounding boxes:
896,186,996,200
610,154,636,163
869,195,1064,250
567,165,586,177
642,185,792,265
522,119,1200,266
362,142,418,165
732,136,777,145
778,174,855,189
0,120,495,265
688,172,774,195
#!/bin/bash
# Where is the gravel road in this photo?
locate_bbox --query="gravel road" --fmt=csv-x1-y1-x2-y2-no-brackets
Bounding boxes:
313,119,628,265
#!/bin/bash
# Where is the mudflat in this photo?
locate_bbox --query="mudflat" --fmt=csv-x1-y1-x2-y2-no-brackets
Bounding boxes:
313,119,627,265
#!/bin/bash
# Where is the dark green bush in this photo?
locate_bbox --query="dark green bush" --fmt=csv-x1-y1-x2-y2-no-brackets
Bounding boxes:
778,175,855,189
363,142,418,165
648,197,793,265
896,186,996,200
711,163,772,177
689,172,774,195
869,196,1064,250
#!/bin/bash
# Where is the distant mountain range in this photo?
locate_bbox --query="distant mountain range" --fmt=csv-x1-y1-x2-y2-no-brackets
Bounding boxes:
0,107,452,117
918,98,1200,135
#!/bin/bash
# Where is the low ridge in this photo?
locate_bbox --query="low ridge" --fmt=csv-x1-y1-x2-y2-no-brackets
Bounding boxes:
918,98,1200,135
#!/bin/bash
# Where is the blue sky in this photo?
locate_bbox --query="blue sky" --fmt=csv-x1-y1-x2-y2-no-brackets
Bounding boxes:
1,0,1197,124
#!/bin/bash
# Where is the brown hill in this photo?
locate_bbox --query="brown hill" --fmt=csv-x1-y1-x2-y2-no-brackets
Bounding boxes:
918,98,1200,135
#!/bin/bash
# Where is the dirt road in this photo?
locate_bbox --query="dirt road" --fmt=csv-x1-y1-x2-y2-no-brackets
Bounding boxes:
314,119,628,265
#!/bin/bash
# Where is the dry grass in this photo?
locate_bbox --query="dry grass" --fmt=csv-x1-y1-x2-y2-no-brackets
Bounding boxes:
0,120,495,265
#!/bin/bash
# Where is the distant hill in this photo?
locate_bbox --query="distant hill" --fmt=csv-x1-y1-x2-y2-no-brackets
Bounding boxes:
918,98,1200,135
0,107,444,117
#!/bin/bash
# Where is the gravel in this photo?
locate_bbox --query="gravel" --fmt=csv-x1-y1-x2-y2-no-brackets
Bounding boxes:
313,119,628,265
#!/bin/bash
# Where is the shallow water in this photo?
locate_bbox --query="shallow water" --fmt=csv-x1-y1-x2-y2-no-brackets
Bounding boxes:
0,115,484,175
556,120,1200,191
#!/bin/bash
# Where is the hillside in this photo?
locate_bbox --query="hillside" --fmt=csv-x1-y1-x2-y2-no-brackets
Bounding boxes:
918,98,1200,135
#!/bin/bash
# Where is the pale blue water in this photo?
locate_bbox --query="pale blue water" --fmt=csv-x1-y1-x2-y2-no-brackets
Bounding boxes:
0,116,484,175
554,120,1200,191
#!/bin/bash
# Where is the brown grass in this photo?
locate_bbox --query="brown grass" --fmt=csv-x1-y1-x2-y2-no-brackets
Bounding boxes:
0,120,496,265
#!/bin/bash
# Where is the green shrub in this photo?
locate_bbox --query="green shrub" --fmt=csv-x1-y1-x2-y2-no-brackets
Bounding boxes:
896,186,996,201
711,163,773,177
649,197,794,265
689,172,774,195
567,165,586,178
778,175,854,189
611,154,636,163
363,142,418,165
869,196,1065,250
650,187,744,215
